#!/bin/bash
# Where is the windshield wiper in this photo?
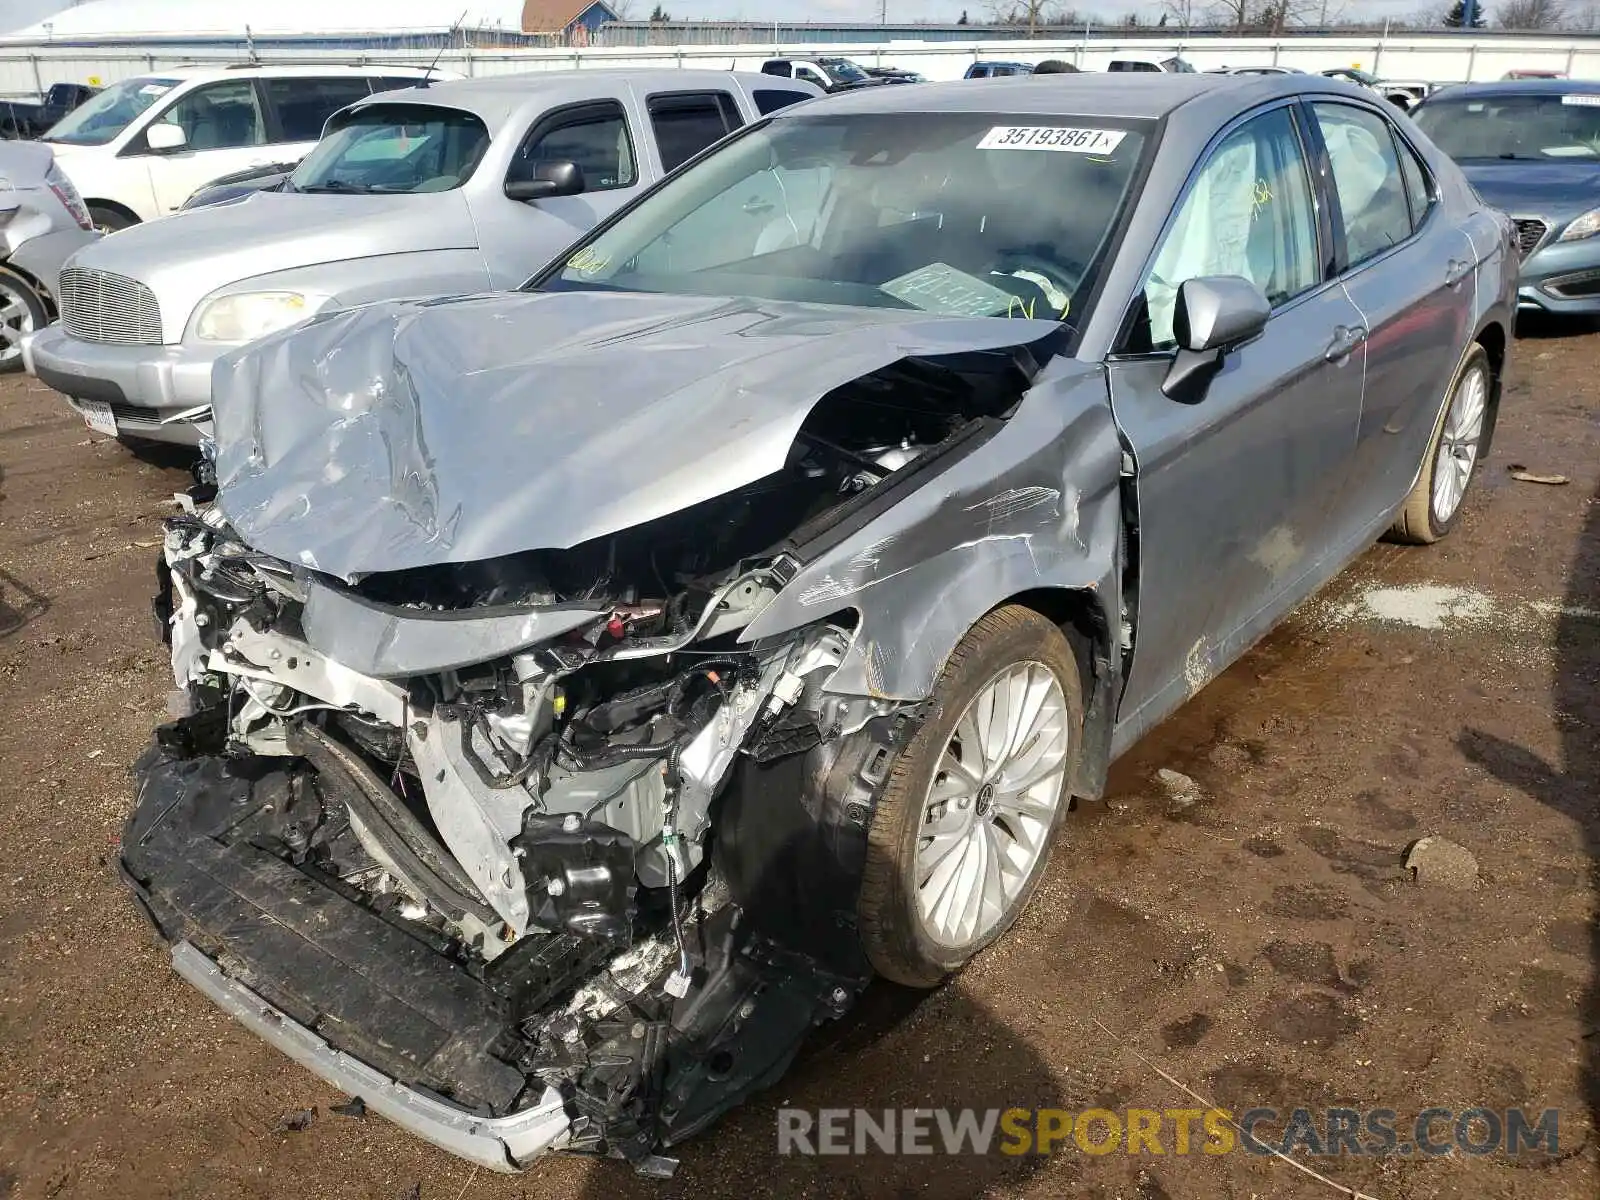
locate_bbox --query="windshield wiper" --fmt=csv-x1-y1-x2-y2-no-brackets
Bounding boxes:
297,179,375,194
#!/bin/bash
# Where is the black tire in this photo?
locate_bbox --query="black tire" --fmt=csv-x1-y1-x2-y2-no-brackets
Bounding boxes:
0,265,47,374
87,204,136,234
1389,343,1492,545
857,605,1083,987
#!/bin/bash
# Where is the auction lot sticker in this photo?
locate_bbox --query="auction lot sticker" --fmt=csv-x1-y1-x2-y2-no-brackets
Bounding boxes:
978,126,1127,154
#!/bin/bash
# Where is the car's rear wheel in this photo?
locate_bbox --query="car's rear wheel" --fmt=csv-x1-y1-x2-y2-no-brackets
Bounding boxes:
0,267,46,374
1389,343,1491,545
87,204,135,234
857,605,1082,987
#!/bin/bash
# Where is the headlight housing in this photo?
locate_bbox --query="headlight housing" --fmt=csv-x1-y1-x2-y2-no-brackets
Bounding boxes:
193,292,321,342
1557,208,1600,243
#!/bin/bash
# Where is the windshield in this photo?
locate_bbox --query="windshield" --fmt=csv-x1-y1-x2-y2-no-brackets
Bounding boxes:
288,104,491,194
819,58,870,83
545,111,1147,322
1414,93,1600,161
43,76,179,146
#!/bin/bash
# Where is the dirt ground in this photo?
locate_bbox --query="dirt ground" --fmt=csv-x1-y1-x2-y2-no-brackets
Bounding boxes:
0,320,1596,1200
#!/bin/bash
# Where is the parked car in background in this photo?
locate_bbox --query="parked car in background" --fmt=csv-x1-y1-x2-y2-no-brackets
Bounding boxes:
864,66,926,83
1503,69,1566,80
24,70,822,444
38,64,446,231
180,159,301,210
1414,79,1600,315
1,83,100,140
1320,67,1439,112
759,57,895,93
1108,57,1198,73
0,140,98,369
122,72,1513,1173
965,61,1031,79
1207,65,1302,75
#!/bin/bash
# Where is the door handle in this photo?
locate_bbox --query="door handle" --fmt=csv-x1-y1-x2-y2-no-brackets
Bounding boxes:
1445,257,1472,287
1324,325,1367,362
742,199,775,216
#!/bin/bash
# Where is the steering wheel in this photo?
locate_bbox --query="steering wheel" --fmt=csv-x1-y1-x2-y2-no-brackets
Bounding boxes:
993,253,1081,319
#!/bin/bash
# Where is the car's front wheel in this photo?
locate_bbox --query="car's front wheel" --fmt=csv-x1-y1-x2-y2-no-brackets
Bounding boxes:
1390,343,1492,545
857,605,1082,987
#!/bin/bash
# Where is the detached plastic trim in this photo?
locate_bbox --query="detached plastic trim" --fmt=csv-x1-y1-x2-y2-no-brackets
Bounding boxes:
171,941,572,1172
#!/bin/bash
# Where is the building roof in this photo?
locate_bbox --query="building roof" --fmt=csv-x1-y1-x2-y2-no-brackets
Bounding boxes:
519,1,615,33
6,0,530,40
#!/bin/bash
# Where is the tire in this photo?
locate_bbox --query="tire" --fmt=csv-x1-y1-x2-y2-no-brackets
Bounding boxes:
87,204,136,234
857,605,1083,987
1389,343,1492,545
0,266,47,374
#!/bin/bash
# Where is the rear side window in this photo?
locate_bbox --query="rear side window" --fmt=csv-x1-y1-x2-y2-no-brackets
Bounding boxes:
754,89,812,115
509,101,637,192
761,62,791,77
1312,103,1414,267
1395,135,1433,229
648,91,743,172
264,77,375,143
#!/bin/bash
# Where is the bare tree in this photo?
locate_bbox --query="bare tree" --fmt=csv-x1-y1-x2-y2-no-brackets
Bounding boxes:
985,1,1085,29
1497,0,1564,25
1160,0,1200,29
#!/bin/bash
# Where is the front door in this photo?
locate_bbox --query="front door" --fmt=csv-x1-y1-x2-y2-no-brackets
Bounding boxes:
1107,102,1367,743
486,99,646,289
143,80,273,215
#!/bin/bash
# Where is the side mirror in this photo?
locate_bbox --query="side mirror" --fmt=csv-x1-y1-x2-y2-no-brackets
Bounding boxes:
145,123,188,153
504,160,585,202
1162,275,1270,403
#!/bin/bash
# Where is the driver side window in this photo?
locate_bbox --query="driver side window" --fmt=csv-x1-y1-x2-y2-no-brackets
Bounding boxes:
508,102,636,193
151,80,265,151
1138,106,1319,349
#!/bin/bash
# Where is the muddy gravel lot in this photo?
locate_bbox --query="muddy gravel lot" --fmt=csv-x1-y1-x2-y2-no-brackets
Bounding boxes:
0,321,1596,1200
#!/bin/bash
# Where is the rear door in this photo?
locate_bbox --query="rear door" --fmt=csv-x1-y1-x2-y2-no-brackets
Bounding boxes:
1108,102,1367,737
644,89,744,175
1306,100,1476,531
259,75,377,162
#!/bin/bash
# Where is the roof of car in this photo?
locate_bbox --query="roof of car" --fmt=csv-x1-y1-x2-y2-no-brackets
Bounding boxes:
1420,77,1600,100
347,68,811,127
785,72,1321,122
130,63,439,82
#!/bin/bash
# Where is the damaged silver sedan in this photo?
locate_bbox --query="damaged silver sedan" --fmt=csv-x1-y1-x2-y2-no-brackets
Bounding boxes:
121,74,1517,1173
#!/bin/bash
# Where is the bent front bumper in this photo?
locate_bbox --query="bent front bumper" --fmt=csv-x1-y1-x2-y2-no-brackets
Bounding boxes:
23,323,220,444
172,942,572,1170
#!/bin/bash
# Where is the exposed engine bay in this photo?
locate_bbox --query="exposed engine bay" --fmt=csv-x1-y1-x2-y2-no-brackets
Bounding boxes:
120,341,1052,1171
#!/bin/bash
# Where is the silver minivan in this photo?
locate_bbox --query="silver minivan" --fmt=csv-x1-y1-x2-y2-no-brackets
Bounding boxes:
25,69,819,445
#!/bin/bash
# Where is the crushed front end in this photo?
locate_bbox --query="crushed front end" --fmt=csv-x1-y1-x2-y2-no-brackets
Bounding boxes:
123,445,938,1172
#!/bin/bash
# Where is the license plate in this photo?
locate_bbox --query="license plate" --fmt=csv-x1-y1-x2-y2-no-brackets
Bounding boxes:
79,400,117,437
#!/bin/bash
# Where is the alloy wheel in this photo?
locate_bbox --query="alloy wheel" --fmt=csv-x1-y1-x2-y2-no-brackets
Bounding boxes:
0,278,37,369
1432,363,1488,524
914,661,1071,949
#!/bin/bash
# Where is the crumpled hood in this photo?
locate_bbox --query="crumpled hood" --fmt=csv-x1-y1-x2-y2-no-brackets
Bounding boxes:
212,289,1060,581
70,190,478,337
1460,161,1600,224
